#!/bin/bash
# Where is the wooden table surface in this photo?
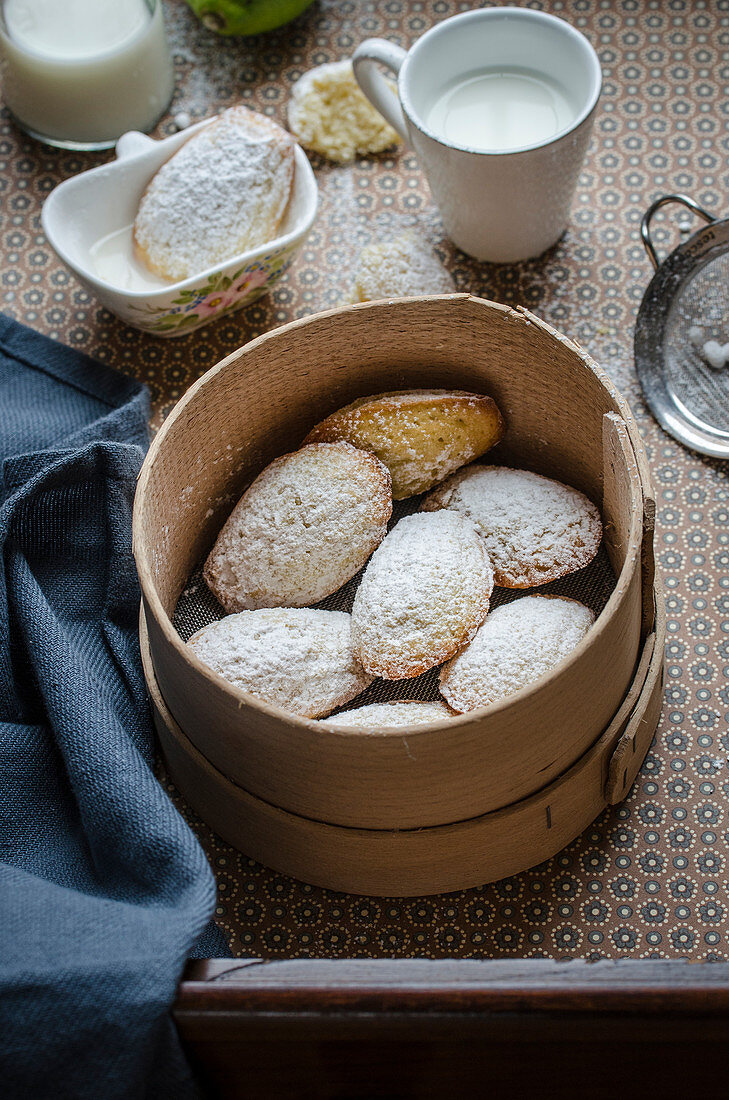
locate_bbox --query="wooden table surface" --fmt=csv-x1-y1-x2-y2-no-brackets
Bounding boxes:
2,0,729,965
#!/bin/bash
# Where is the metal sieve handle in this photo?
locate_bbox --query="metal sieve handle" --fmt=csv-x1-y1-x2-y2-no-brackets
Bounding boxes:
640,193,716,270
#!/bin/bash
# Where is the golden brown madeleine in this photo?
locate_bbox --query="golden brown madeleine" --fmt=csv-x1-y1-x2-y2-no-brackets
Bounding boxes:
304,388,504,499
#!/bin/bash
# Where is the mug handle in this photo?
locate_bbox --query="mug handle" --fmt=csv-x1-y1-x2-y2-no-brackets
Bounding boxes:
353,39,409,144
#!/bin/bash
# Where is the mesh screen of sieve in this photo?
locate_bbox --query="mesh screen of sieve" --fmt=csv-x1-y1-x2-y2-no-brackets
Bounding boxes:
663,251,729,435
173,495,615,713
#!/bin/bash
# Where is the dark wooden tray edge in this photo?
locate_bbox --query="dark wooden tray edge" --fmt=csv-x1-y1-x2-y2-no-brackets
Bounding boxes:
175,958,729,1097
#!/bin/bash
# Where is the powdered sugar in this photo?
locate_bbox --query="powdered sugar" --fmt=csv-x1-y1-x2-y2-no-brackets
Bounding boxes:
134,106,295,281
440,595,594,712
188,608,372,719
354,232,456,302
204,441,392,611
320,700,454,729
351,511,494,679
422,465,602,587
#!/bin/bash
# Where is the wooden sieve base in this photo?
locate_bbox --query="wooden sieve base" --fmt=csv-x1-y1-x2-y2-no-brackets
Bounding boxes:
140,592,665,898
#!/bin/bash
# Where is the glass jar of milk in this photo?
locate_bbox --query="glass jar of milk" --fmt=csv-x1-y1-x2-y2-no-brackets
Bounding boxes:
0,0,174,149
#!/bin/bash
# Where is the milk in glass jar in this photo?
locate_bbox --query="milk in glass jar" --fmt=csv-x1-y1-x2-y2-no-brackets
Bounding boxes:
0,0,174,149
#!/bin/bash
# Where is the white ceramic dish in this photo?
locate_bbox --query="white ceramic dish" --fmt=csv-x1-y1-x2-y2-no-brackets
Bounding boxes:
41,119,318,336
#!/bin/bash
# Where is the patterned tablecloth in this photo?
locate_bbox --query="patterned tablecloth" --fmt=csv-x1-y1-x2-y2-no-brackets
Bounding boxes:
3,0,729,962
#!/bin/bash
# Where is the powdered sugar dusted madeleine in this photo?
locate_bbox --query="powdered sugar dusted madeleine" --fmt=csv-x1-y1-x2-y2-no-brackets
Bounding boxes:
440,596,595,713
320,700,456,729
134,106,295,282
351,511,494,680
422,465,602,588
204,441,392,612
304,389,504,499
188,609,373,719
353,233,455,302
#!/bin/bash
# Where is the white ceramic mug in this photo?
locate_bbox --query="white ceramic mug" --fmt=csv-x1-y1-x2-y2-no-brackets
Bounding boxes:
353,7,601,263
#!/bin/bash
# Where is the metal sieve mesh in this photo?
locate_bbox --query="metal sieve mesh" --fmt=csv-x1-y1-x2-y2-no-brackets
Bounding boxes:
173,495,616,712
663,251,729,435
635,195,729,458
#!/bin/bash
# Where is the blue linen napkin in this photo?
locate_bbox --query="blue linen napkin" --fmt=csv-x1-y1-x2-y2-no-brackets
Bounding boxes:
0,315,228,1098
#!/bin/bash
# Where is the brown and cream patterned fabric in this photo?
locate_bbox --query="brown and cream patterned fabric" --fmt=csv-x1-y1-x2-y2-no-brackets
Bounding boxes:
2,0,729,960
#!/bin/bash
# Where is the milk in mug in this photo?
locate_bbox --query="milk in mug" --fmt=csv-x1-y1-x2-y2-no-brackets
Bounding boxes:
425,67,579,153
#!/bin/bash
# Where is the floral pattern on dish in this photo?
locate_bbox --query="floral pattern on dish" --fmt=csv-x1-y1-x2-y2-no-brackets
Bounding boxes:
128,248,294,334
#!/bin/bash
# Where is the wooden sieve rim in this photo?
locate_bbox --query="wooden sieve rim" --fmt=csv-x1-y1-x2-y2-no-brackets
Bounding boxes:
133,295,654,736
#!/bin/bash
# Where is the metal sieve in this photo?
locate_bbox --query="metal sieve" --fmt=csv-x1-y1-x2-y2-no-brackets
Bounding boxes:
635,193,729,459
